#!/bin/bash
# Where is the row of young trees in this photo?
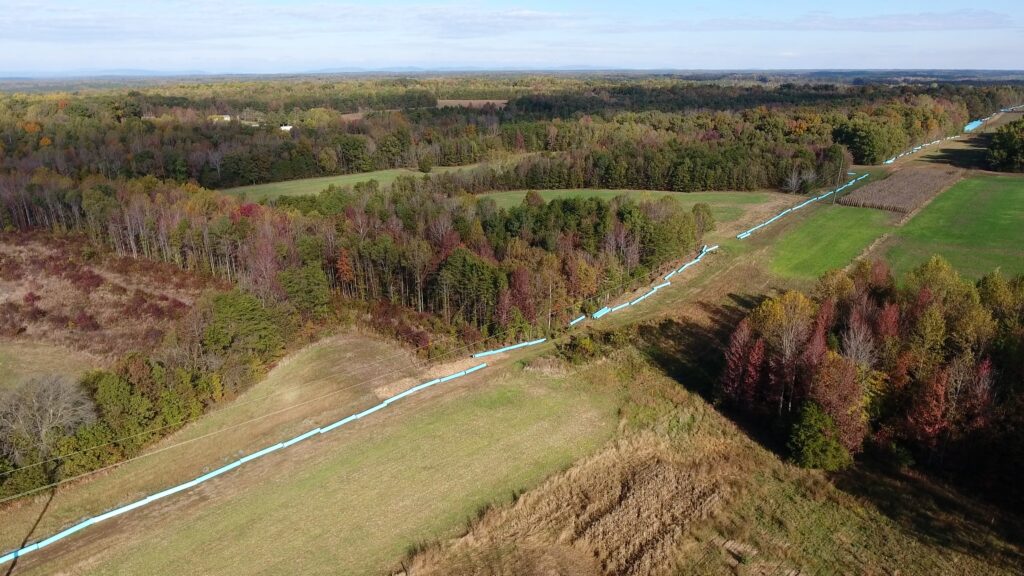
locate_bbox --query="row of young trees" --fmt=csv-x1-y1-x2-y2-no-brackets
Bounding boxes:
719,257,1024,510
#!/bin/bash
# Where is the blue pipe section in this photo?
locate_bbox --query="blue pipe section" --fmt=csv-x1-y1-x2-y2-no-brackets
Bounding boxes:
737,176,869,240
568,315,585,327
0,362,488,567
472,338,547,358
592,306,611,319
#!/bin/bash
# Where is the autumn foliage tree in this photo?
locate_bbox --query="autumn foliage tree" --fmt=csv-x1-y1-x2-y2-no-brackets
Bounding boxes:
719,257,1024,511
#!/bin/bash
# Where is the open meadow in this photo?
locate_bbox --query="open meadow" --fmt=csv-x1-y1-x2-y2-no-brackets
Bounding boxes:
880,174,1024,278
222,156,528,201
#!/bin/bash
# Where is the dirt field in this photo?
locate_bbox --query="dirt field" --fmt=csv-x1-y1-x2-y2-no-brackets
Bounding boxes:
839,165,962,213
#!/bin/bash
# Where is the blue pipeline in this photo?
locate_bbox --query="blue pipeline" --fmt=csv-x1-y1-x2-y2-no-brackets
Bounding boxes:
592,306,611,319
472,338,547,358
629,291,655,306
964,119,984,132
0,362,488,567
568,315,585,327
736,176,868,239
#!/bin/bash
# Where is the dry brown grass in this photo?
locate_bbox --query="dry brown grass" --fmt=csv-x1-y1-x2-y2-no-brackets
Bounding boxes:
406,345,1024,576
838,165,962,213
0,232,221,357
406,350,752,576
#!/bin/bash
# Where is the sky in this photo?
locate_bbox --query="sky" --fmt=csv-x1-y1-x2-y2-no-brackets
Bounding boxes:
1,0,1022,74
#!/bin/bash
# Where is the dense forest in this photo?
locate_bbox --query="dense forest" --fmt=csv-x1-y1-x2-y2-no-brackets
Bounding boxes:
2,79,1021,189
719,258,1024,510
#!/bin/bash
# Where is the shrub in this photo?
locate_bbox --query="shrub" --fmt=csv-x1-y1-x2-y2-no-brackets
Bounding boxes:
558,334,599,364
788,402,852,471
203,290,285,363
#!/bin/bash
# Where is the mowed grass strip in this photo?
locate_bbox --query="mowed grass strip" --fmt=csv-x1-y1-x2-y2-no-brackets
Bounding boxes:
480,189,773,223
768,204,897,281
883,174,1024,279
28,374,616,576
0,339,99,389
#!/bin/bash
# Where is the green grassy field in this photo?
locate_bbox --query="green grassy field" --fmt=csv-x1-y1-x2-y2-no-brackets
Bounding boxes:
221,168,432,201
480,189,774,223
768,204,898,281
5,334,618,576
0,339,98,389
882,174,1024,279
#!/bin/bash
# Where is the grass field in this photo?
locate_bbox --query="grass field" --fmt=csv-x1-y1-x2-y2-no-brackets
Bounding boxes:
882,174,1024,279
768,204,899,281
221,167,440,201
480,189,774,223
3,334,618,575
0,339,99,389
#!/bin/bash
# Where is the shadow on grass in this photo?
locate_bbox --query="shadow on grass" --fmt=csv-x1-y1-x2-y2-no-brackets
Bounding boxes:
921,134,994,170
634,291,792,454
635,291,759,399
833,464,1024,567
4,487,57,576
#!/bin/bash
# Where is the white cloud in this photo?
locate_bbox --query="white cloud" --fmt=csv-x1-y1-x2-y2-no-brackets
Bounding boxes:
600,9,1017,33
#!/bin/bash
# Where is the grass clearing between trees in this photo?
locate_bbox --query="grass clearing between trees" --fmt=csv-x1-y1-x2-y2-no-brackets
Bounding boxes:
220,167,448,201
881,174,1024,279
